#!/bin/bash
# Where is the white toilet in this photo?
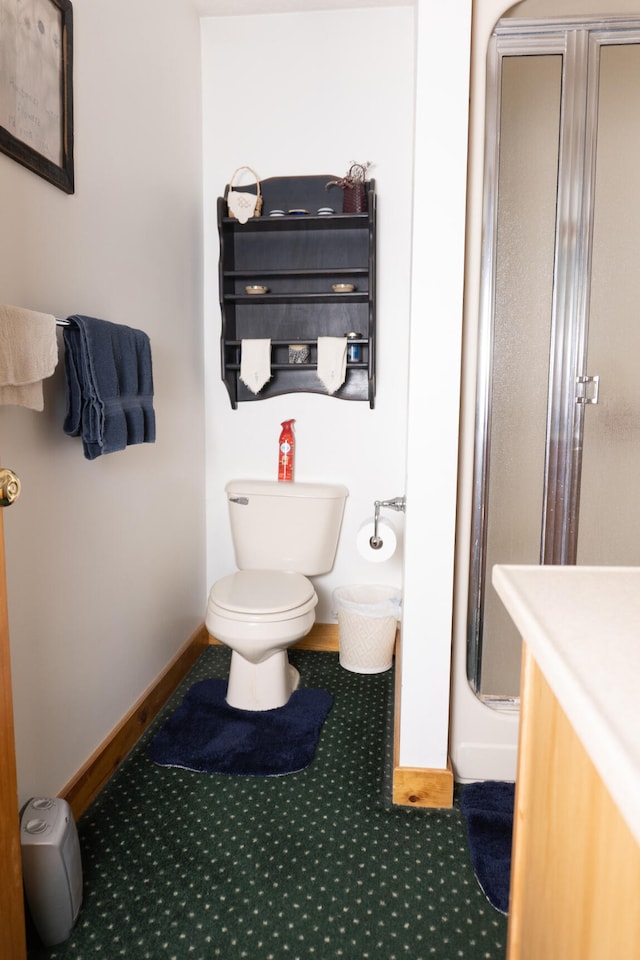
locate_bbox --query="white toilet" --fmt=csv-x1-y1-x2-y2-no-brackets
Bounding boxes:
206,479,348,711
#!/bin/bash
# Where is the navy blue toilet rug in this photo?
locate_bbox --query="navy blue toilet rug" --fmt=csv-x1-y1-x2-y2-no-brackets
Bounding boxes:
148,678,333,777
460,779,515,915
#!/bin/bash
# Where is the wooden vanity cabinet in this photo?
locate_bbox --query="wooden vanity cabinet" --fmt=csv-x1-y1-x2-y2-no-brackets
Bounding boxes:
507,649,640,959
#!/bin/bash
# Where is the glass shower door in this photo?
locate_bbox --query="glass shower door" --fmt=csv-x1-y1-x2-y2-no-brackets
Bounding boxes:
476,53,561,697
577,42,640,565
469,22,640,701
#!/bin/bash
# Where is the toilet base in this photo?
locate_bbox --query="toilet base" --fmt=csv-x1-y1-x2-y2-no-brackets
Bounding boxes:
226,649,300,711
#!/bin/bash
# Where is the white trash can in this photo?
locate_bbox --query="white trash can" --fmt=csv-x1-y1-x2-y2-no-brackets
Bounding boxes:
332,585,402,674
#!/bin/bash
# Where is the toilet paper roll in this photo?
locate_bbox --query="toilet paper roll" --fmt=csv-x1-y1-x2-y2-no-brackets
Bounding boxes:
356,517,397,563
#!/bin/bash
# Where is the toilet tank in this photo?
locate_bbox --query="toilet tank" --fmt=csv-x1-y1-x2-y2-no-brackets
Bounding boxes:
226,479,348,575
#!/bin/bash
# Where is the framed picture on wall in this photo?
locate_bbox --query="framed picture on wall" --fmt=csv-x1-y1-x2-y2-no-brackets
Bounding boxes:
0,0,74,193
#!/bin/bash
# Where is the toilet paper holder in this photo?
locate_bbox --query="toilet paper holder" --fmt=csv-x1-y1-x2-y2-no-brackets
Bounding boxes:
370,496,406,550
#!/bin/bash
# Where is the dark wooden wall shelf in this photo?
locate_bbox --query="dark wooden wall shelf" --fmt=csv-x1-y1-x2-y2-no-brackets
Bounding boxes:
218,174,376,408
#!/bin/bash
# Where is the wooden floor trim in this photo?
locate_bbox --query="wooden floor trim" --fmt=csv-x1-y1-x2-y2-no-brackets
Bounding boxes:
293,622,339,652
207,621,340,652
392,627,454,809
392,759,455,808
60,624,208,821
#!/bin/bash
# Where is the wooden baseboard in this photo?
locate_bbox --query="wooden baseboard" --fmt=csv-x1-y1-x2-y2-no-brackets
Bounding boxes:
208,621,340,652
391,625,454,809
293,622,339,651
60,624,209,821
392,759,454,808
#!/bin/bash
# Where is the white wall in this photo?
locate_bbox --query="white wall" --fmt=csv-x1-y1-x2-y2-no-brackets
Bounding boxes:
0,0,206,806
201,7,415,621
397,0,472,768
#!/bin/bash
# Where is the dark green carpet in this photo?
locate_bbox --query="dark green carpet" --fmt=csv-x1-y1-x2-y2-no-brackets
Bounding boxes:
30,648,507,959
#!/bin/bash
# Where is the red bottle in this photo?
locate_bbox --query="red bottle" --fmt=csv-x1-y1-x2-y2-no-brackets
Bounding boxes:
278,419,295,482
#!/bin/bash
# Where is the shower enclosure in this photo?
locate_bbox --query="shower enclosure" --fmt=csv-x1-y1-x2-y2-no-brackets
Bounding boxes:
449,13,640,782
468,16,640,703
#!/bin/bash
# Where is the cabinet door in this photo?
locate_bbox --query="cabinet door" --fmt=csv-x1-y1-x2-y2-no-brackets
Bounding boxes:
507,648,640,959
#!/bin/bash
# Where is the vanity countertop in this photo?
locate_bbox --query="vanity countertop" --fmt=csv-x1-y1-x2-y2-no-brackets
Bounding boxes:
492,564,640,846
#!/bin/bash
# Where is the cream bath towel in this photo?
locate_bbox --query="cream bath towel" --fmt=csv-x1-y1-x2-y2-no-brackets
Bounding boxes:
240,339,271,394
0,304,58,411
317,337,347,395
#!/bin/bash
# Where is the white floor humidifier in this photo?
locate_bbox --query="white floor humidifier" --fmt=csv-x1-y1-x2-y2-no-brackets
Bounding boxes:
20,797,83,946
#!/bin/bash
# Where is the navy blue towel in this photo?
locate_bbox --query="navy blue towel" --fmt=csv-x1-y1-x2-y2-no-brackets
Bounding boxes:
63,315,155,459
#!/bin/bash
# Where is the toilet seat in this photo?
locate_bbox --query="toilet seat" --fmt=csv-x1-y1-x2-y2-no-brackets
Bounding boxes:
208,570,317,623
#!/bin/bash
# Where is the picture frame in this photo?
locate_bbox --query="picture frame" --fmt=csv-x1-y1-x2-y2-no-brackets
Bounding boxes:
0,0,74,194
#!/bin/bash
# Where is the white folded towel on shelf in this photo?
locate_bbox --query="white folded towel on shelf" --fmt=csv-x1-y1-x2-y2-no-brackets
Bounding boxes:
317,337,348,394
240,339,272,394
0,304,58,411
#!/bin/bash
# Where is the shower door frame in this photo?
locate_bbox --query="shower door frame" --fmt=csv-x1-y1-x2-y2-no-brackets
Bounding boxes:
467,16,640,697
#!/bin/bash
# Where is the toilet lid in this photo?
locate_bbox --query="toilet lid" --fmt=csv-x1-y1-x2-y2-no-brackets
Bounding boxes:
209,570,316,615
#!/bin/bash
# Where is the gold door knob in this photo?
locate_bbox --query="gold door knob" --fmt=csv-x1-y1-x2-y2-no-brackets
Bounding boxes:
0,468,21,507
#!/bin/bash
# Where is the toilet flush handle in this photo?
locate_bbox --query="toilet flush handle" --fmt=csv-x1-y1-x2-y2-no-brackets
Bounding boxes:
229,496,249,505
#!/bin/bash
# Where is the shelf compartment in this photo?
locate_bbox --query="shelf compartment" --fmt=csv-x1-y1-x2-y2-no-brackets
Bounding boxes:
234,366,371,404
220,213,369,232
223,233,369,274
224,293,368,304
222,267,369,279
224,362,369,371
224,338,368,346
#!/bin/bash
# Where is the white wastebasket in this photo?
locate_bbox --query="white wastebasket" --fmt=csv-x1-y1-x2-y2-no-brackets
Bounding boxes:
332,585,402,674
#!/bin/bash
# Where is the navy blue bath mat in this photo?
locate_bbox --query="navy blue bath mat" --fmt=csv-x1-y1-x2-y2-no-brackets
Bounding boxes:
460,780,516,914
148,679,333,777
